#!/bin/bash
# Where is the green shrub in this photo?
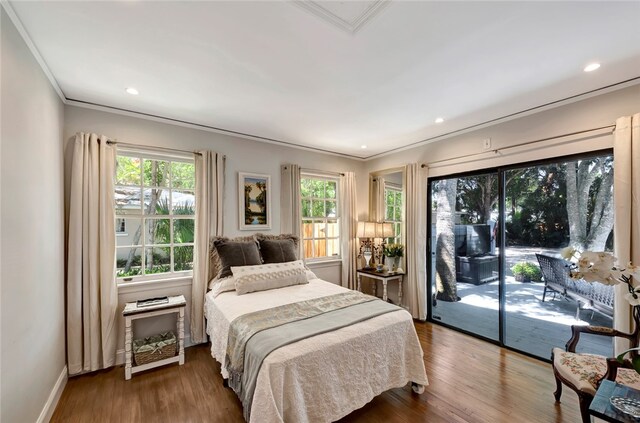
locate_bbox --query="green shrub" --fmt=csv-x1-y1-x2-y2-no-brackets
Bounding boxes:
510,261,542,281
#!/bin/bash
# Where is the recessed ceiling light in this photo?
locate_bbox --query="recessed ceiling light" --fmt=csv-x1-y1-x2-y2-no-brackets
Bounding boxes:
435,117,444,124
126,87,139,95
583,63,601,72
361,145,367,149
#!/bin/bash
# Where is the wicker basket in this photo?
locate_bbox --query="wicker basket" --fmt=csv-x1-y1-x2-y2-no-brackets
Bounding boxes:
133,332,177,366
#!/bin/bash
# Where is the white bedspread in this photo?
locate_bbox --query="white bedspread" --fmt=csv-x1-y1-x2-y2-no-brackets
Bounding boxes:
205,278,428,423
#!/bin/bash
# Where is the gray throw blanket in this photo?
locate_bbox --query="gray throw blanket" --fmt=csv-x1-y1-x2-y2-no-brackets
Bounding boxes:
224,291,402,421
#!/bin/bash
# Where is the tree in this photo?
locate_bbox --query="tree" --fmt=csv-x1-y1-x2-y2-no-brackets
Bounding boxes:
565,157,614,251
505,165,569,247
435,178,459,302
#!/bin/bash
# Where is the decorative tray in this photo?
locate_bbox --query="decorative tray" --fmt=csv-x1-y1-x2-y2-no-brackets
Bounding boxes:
610,396,640,418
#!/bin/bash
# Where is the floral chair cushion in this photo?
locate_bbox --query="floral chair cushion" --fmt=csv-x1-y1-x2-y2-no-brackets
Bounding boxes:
553,347,640,395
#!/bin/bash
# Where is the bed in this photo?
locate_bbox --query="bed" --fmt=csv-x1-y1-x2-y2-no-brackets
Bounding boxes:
204,274,428,423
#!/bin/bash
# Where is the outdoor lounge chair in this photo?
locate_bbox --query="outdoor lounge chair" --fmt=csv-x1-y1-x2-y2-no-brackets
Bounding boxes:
536,253,614,319
551,308,640,423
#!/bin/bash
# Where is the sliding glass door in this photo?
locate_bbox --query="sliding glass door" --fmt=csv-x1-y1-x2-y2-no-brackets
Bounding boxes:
429,172,500,341
428,151,614,359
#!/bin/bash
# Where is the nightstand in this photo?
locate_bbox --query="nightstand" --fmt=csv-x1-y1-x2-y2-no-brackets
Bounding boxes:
123,294,186,380
356,269,405,305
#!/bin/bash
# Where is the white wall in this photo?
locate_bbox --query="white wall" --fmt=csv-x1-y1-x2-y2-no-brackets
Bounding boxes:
63,105,366,356
1,8,66,423
364,83,640,183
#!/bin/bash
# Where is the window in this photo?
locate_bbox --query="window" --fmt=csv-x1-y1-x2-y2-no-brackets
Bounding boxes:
114,152,196,281
301,175,340,260
115,218,127,234
384,184,403,244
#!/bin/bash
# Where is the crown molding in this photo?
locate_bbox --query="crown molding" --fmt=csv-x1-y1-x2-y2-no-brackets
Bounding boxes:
66,99,366,161
293,0,389,35
364,76,640,161
1,0,65,102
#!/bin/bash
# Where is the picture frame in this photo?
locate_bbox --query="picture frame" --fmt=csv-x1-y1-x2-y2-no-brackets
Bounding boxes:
238,172,271,230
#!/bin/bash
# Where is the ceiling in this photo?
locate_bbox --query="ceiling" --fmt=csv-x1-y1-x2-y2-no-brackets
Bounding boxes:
8,1,640,159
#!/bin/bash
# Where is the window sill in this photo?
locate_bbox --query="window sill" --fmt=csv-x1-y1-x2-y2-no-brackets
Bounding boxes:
306,258,342,268
117,276,192,294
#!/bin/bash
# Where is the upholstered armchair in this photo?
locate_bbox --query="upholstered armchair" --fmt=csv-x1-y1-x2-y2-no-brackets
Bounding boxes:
551,307,640,423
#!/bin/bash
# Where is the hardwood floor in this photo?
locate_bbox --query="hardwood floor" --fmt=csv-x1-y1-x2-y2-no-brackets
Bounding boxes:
51,321,581,423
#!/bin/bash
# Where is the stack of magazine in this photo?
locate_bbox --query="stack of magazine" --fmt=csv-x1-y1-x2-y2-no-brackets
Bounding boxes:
136,296,169,308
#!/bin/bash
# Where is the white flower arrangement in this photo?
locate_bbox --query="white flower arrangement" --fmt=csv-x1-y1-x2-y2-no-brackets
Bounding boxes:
560,246,640,305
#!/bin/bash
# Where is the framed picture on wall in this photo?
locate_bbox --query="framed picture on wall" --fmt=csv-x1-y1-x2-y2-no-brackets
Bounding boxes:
238,172,271,230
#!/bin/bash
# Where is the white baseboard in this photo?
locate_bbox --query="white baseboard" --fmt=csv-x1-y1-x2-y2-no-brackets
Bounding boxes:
115,335,196,365
37,365,67,423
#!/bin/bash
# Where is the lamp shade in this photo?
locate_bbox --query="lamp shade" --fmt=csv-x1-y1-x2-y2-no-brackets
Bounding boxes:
357,221,377,238
374,222,394,238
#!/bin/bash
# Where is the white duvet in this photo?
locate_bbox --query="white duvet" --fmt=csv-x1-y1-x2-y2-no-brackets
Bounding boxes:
204,278,428,423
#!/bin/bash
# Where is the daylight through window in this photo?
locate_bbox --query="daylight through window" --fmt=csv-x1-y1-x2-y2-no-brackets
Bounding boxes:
301,175,340,260
384,184,403,245
115,153,196,280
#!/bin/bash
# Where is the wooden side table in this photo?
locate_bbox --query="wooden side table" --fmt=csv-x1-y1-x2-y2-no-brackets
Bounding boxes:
356,269,405,305
589,379,640,423
123,294,186,380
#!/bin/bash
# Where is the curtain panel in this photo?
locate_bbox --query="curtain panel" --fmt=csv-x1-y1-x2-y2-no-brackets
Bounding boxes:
281,164,302,257
613,113,640,354
192,151,224,344
340,172,358,289
404,163,428,319
369,176,386,222
67,132,118,374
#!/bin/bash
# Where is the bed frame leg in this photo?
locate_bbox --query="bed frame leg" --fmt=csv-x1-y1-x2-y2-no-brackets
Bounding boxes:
223,378,228,388
411,382,425,394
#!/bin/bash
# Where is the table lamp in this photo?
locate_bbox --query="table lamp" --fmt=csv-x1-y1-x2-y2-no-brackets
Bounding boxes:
357,221,377,269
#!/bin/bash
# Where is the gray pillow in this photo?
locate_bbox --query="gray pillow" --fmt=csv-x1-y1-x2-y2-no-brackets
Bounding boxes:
213,239,262,278
258,238,299,263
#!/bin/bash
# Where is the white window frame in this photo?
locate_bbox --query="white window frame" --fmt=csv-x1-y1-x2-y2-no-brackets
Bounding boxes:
384,183,403,245
115,150,196,283
300,173,341,261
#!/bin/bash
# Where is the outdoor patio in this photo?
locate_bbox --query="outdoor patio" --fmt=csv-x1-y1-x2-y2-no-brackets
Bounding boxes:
431,247,613,359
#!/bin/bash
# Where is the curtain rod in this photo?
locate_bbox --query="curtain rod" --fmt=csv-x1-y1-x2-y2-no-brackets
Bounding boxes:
107,140,217,157
301,167,345,177
420,124,616,168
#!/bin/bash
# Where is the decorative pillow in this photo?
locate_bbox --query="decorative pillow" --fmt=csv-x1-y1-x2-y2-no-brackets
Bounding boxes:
209,235,256,281
209,234,300,280
258,238,299,263
212,238,262,279
232,260,308,295
208,276,236,298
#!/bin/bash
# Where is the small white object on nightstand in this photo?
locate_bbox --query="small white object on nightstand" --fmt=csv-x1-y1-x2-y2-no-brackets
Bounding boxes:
123,294,186,380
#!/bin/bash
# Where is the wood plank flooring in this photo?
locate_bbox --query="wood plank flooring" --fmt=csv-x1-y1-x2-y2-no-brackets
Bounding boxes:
51,321,581,423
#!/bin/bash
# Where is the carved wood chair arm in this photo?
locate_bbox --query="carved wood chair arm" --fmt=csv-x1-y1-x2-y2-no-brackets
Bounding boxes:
566,325,635,353
603,357,625,383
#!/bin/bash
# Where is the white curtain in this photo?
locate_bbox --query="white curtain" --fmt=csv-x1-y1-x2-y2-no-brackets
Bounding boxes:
613,113,640,354
281,164,302,257
404,163,428,319
369,176,386,222
67,132,118,375
340,172,358,289
192,151,224,344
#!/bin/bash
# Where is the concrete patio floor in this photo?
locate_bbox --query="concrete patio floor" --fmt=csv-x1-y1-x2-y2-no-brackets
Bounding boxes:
430,246,614,359
432,277,613,359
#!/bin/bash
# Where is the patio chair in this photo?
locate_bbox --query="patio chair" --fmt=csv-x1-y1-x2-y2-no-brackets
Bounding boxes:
536,253,614,320
551,308,640,423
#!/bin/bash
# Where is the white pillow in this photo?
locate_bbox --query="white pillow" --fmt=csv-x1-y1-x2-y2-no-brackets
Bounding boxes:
208,276,236,298
232,260,309,295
